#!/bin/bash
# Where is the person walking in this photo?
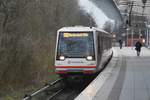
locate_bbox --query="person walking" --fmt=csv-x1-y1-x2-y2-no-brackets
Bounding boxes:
135,40,142,56
119,39,123,49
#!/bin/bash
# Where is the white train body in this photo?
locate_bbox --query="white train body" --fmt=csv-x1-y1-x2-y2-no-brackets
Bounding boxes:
54,26,112,76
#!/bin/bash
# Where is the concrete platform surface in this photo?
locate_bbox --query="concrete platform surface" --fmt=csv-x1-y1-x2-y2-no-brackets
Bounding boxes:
75,47,150,100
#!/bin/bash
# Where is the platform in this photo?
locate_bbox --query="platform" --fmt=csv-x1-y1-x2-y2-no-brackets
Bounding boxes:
75,47,150,100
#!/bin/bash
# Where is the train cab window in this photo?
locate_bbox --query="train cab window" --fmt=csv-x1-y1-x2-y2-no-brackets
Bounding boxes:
56,32,95,60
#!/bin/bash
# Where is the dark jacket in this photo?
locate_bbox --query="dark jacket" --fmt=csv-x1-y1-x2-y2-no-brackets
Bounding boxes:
135,41,142,51
119,39,122,44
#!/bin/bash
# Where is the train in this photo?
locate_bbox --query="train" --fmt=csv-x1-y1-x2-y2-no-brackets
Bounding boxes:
54,26,113,79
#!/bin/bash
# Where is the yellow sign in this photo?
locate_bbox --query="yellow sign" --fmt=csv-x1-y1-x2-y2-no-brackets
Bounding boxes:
63,33,88,38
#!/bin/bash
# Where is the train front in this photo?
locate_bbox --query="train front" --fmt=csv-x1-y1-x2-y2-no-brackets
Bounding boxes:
55,27,97,78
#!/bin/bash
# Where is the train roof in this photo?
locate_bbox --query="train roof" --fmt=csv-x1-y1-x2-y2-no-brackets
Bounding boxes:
58,26,110,34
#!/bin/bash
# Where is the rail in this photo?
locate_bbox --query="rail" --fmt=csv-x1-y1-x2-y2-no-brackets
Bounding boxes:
47,89,64,100
23,79,62,100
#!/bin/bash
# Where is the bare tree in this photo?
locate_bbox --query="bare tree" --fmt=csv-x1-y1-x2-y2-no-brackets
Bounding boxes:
0,0,96,90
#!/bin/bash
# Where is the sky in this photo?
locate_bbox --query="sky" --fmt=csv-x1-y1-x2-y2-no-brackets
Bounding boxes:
78,0,114,29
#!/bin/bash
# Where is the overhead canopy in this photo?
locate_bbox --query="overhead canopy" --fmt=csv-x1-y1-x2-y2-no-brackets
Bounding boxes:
92,0,123,23
92,0,123,32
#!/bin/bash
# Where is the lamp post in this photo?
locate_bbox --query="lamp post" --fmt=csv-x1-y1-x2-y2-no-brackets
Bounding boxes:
131,29,134,49
142,0,147,5
125,1,133,47
128,1,134,26
126,28,130,47
145,20,150,47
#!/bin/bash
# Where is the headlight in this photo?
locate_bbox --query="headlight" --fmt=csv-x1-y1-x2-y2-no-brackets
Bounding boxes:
59,56,65,60
86,56,93,60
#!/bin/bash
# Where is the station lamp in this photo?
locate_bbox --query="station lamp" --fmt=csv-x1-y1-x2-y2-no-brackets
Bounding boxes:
143,39,145,43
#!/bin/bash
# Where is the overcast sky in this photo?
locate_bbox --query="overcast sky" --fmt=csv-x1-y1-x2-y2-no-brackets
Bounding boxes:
78,0,114,28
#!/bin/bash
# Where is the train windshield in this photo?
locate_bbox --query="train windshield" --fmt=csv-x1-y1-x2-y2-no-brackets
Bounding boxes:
57,32,95,59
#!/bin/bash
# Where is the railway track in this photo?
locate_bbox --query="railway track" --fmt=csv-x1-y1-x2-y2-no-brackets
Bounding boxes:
23,77,93,100
48,82,88,100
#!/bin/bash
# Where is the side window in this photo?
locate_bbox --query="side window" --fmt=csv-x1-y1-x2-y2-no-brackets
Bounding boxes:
101,34,103,51
103,35,106,50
